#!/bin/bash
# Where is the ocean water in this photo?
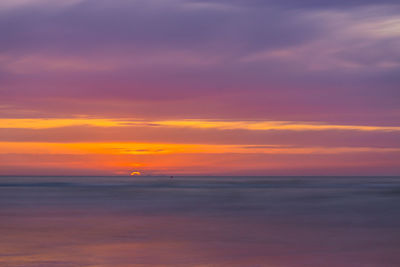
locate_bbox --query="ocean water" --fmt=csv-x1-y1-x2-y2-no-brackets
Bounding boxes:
0,176,400,267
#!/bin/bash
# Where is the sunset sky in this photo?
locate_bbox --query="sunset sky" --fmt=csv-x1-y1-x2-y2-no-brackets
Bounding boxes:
1,0,399,175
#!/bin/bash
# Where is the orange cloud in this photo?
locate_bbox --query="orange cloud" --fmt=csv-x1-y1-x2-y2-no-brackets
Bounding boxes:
1,118,399,132
154,119,400,132
1,142,399,155
1,118,399,175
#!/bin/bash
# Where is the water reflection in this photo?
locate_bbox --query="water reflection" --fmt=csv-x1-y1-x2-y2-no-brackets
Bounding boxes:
0,176,399,266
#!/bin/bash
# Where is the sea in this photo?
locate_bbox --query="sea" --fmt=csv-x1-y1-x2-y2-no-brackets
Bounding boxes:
0,176,399,267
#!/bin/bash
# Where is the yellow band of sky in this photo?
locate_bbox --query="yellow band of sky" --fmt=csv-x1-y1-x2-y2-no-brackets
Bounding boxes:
1,118,399,132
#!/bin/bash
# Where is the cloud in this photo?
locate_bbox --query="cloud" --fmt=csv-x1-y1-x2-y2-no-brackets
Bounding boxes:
1,54,116,74
0,0,83,11
154,119,400,132
242,7,400,69
0,1,398,99
0,0,399,175
1,118,399,132
1,143,400,175
1,141,399,156
198,0,400,9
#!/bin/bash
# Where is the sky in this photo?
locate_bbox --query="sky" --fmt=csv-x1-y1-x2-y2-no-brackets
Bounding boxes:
0,0,399,176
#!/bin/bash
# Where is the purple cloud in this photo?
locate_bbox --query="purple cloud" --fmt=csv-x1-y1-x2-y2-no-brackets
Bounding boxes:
0,0,399,125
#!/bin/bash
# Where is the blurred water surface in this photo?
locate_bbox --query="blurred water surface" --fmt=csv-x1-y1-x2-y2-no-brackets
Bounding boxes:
0,176,400,267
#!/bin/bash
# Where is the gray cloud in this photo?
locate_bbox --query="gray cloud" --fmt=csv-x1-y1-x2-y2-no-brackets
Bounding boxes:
0,0,399,124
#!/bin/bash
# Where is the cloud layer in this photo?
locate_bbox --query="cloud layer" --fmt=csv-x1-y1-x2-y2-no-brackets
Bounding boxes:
1,0,399,175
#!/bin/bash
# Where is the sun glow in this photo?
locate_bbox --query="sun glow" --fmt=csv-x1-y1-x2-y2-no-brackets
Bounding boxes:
130,171,141,176
0,142,399,156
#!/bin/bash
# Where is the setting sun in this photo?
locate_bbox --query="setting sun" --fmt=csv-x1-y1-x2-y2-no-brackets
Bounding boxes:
130,171,141,176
